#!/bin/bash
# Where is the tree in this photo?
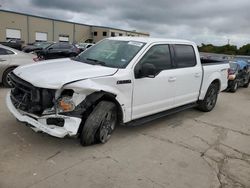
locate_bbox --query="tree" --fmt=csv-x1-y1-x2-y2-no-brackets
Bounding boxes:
198,44,237,55
238,44,250,55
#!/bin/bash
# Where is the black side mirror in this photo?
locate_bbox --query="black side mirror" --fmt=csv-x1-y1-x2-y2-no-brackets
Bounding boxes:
48,47,53,50
141,63,157,78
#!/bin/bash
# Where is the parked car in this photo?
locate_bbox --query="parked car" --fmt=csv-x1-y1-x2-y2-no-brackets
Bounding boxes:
75,43,94,52
6,37,229,146
0,39,24,51
36,42,80,60
227,60,250,92
22,42,54,53
0,44,35,87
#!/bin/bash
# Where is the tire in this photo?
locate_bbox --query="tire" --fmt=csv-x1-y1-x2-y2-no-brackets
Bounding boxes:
243,79,250,88
198,83,219,112
2,67,16,88
230,81,238,92
80,101,117,146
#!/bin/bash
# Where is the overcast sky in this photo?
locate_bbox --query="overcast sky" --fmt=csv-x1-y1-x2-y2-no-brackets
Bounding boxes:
1,0,250,47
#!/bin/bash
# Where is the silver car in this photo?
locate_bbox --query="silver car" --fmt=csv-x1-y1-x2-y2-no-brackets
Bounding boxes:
0,44,35,87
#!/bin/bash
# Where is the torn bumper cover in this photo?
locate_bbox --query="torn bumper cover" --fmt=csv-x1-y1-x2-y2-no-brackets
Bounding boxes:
6,92,82,138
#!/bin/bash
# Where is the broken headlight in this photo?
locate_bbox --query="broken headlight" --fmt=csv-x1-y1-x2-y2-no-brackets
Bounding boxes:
56,96,76,113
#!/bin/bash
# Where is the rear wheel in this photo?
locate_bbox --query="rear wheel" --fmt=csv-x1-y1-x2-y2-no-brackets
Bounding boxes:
2,67,16,88
198,83,219,112
243,78,250,88
80,101,117,146
230,81,238,92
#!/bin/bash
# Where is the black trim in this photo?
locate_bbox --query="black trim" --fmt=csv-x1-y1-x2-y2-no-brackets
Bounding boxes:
125,102,198,126
117,80,132,84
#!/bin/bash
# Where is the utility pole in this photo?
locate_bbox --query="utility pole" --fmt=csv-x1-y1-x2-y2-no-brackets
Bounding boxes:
227,38,230,45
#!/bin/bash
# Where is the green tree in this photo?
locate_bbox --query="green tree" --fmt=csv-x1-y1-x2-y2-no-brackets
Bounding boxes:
198,44,237,55
238,44,250,55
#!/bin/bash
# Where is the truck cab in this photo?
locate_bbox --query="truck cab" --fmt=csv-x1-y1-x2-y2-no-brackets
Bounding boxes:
6,37,229,146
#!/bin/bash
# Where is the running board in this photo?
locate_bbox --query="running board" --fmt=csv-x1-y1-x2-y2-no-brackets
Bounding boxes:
125,102,198,127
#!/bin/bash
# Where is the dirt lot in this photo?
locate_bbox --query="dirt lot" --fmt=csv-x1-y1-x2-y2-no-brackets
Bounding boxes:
0,88,250,188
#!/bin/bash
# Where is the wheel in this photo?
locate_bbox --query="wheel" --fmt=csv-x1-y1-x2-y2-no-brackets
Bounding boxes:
243,79,250,88
198,83,219,112
2,67,16,88
80,101,117,146
230,81,238,92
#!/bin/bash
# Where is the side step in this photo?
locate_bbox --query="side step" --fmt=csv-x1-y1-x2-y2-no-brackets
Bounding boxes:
125,102,198,127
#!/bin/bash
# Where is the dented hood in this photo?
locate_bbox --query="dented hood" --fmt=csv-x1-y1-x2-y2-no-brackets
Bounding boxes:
13,58,118,89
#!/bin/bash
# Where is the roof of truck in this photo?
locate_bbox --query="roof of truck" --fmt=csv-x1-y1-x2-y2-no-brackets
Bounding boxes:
107,37,195,45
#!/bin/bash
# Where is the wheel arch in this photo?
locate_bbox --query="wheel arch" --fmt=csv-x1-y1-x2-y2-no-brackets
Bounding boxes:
211,79,221,92
199,76,222,100
76,91,124,135
2,66,18,83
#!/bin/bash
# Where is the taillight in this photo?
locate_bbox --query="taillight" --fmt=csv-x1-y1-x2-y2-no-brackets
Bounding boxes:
228,68,234,75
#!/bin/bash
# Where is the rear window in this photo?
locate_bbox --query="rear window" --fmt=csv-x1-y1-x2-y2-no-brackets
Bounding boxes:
174,45,196,68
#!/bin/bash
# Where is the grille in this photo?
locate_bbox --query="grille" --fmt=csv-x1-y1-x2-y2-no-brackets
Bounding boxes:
9,73,55,115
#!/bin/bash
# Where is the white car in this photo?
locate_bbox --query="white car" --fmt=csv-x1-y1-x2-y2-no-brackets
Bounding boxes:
0,44,35,87
6,37,229,146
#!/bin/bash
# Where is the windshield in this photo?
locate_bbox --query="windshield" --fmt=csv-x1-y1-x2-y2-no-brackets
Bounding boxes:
73,39,145,68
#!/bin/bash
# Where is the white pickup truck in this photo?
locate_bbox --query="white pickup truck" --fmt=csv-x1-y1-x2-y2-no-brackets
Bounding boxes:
6,37,229,146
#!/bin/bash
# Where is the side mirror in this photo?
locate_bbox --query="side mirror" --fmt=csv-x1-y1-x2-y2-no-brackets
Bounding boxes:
141,63,157,78
48,47,53,51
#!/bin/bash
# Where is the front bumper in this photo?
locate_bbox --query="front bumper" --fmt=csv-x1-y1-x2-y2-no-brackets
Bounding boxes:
6,92,82,138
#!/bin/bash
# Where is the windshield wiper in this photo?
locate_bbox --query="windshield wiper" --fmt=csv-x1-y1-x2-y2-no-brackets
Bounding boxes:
86,58,106,66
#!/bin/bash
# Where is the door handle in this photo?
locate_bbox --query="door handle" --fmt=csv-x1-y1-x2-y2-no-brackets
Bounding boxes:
0,58,6,62
194,73,201,78
168,77,176,82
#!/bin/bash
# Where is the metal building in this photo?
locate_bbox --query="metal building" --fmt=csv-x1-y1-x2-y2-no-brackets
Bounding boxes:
0,9,150,44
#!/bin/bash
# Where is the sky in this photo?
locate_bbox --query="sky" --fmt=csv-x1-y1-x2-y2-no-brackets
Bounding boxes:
1,0,250,47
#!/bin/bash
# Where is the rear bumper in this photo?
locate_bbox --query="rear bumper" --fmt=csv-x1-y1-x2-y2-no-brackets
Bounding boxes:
6,92,82,138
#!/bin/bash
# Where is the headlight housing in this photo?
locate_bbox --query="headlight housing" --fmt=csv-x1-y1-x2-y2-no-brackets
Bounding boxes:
57,96,75,113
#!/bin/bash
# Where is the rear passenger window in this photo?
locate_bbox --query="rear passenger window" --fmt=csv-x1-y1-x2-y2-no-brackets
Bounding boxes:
60,43,72,49
0,48,14,55
139,44,172,71
174,45,196,68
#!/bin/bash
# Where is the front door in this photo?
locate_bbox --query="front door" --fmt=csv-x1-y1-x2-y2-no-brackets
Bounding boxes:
132,44,176,120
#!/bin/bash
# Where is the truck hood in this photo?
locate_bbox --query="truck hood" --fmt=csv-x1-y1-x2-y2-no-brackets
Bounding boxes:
13,58,118,89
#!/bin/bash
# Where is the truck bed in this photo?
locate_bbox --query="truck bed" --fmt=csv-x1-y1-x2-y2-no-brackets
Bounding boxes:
200,58,228,65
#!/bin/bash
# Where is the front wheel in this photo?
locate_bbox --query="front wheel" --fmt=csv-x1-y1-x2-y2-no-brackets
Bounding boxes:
80,101,117,146
2,67,16,88
198,83,219,112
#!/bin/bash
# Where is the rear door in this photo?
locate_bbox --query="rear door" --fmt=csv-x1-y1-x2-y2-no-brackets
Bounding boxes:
46,43,63,59
171,44,202,107
132,44,176,120
59,43,74,57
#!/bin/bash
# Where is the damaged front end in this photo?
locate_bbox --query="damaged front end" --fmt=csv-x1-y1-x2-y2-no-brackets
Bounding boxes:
7,73,82,138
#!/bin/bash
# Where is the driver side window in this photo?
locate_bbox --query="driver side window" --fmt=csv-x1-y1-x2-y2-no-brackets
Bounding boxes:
135,44,172,78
